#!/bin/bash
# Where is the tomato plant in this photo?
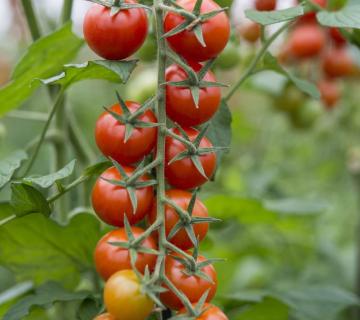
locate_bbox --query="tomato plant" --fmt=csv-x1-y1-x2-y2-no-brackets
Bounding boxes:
322,47,354,78
255,0,276,11
179,304,228,319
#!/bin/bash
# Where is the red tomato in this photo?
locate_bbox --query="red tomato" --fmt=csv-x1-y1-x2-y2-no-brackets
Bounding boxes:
94,313,116,320
329,27,346,47
322,48,353,78
179,304,228,319
318,79,341,109
166,62,221,127
165,127,217,189
92,166,154,227
149,189,209,250
164,0,230,61
297,0,327,24
288,23,326,59
255,0,276,11
94,227,158,280
95,101,157,165
160,253,217,310
239,22,261,43
83,2,148,60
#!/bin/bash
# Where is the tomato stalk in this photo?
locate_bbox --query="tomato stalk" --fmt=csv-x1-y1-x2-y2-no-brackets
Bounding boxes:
20,0,41,40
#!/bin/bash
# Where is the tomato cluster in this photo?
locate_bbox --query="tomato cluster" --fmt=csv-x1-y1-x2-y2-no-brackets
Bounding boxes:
83,0,229,318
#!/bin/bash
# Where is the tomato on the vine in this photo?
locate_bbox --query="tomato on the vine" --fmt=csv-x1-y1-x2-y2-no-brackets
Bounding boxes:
165,127,217,189
179,304,228,319
148,189,209,249
164,0,230,61
274,84,305,113
318,79,341,109
92,166,154,227
166,62,221,127
214,41,240,70
255,0,276,11
322,48,353,78
160,253,217,310
297,0,327,24
83,2,148,60
104,270,154,320
94,227,157,280
329,27,346,47
95,101,157,165
288,24,326,59
94,314,116,320
239,22,261,43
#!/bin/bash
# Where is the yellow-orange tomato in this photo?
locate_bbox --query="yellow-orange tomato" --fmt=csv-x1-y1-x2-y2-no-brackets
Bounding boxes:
104,270,154,320
93,313,116,320
179,304,228,319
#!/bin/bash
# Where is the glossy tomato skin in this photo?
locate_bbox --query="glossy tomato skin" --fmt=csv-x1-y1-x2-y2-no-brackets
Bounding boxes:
161,253,217,310
239,22,261,43
83,2,148,60
255,0,276,11
92,166,154,227
94,227,157,280
95,101,157,165
288,24,326,59
94,313,116,320
104,270,154,320
149,189,209,249
318,79,341,109
165,128,217,189
164,0,230,61
322,48,353,78
166,62,221,127
179,304,228,319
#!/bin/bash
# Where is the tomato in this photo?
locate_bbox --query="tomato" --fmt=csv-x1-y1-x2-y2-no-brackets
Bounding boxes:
92,166,154,227
274,84,305,113
166,62,221,127
289,100,322,129
165,128,217,189
297,0,327,24
160,253,217,310
95,101,157,165
329,27,346,47
322,48,353,78
164,0,230,61
255,0,276,11
179,304,228,319
214,41,240,70
94,227,157,280
94,313,116,320
104,270,154,320
318,79,341,109
149,189,209,249
239,22,261,43
83,2,148,60
288,24,326,59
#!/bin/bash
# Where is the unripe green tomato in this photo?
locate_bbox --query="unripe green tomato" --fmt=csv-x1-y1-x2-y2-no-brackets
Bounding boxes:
273,84,305,113
288,100,323,129
127,68,157,103
214,41,240,70
137,36,157,62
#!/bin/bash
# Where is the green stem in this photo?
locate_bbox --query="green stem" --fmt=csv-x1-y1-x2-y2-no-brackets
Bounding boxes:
48,175,88,203
62,0,74,23
224,21,291,102
20,0,41,40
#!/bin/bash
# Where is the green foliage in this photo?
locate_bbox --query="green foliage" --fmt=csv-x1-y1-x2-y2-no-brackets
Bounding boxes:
246,6,304,26
0,151,28,189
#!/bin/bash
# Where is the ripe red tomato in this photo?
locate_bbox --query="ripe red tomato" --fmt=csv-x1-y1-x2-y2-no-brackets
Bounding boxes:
239,22,261,43
297,0,327,24
160,253,217,310
95,101,157,165
329,27,346,47
164,0,230,61
322,48,353,78
83,2,148,60
255,0,276,11
149,189,209,250
165,128,217,189
94,227,157,280
318,79,341,109
166,62,221,127
92,166,154,227
179,304,228,319
288,24,326,59
104,270,154,320
94,314,116,320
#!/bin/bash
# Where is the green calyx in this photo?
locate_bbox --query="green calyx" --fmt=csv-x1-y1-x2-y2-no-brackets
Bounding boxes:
86,0,151,15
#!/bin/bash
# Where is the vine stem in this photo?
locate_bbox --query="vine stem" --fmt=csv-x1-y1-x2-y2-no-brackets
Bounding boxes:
20,0,41,40
224,20,292,102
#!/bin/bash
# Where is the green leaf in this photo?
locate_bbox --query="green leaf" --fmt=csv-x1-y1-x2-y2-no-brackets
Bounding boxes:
3,282,93,320
0,23,83,116
10,183,51,217
0,213,102,288
261,53,320,99
0,202,14,221
264,198,328,215
76,297,101,320
83,160,112,177
245,6,304,25
0,151,28,189
23,160,76,189
317,0,360,29
206,100,232,163
39,60,138,89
